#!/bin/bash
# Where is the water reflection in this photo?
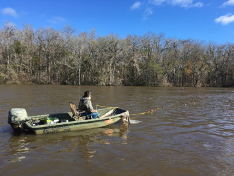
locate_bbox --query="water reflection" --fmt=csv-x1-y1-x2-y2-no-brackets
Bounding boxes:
7,134,29,163
7,123,130,162
9,156,26,163
74,123,130,159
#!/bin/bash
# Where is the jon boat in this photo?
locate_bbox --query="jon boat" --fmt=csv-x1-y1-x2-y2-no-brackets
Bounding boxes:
8,103,130,135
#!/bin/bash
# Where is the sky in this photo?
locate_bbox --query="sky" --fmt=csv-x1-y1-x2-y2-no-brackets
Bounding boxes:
0,0,234,44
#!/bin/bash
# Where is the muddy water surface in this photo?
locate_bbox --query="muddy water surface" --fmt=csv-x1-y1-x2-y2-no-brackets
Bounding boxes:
0,85,234,175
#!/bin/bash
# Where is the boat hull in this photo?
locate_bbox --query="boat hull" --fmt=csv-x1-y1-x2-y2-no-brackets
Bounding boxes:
25,115,122,134
23,108,129,134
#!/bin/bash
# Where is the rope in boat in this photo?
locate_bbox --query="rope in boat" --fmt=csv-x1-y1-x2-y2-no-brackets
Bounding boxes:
97,95,209,116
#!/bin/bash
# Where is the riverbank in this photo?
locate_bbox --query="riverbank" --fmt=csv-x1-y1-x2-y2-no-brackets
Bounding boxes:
1,81,233,88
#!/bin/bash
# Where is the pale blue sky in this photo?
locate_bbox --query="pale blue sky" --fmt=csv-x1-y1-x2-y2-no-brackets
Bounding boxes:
0,0,234,44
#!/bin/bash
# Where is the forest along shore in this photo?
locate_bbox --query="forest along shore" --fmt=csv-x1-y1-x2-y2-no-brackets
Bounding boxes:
0,22,233,87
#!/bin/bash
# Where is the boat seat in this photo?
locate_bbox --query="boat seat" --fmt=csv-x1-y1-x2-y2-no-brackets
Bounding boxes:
69,102,82,121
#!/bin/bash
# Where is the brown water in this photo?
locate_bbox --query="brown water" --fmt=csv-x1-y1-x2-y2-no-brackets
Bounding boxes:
0,85,234,175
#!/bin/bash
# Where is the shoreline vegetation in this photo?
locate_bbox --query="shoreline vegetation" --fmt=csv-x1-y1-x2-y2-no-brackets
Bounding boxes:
0,22,233,87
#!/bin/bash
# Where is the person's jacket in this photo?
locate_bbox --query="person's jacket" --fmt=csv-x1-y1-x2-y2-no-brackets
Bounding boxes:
78,96,95,113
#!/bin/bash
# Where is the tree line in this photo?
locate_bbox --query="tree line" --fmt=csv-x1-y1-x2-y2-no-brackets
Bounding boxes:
0,22,233,87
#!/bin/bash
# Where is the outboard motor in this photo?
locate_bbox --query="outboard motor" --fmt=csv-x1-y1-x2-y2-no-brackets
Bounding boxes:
8,108,28,132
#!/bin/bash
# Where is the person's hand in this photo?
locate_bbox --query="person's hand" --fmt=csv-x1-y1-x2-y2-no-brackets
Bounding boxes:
94,110,97,112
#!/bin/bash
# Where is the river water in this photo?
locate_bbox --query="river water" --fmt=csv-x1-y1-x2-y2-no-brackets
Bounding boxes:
0,85,233,175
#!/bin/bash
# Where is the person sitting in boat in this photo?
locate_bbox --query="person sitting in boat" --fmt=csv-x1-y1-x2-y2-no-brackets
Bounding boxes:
78,91,98,119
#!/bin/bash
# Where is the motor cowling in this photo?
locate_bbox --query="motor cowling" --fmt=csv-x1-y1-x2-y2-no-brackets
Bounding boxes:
8,108,28,132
